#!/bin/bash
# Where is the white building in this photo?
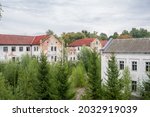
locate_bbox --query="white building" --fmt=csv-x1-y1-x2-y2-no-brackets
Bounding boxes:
67,38,107,61
101,38,150,95
0,34,62,62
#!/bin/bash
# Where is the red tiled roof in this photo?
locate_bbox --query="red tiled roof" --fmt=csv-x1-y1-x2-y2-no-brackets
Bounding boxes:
32,35,49,45
69,38,95,47
100,40,108,47
0,34,49,45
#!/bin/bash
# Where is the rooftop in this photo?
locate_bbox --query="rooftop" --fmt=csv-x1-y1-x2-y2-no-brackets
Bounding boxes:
103,38,150,53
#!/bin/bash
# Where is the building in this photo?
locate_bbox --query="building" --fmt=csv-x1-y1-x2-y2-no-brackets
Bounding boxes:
67,38,107,61
0,34,62,62
101,38,150,95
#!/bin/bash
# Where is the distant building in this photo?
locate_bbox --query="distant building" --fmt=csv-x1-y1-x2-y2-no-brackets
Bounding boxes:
67,38,107,61
101,38,150,95
0,34,62,62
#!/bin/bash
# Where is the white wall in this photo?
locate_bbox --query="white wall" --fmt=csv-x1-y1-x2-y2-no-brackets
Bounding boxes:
102,53,150,83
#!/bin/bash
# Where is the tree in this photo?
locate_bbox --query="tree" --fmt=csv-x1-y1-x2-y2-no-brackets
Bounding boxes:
0,73,13,99
46,29,54,35
37,53,52,100
112,32,119,39
69,62,88,99
100,33,108,40
79,48,103,99
55,62,71,99
121,67,131,99
16,55,39,99
141,71,150,99
3,61,18,95
105,54,123,100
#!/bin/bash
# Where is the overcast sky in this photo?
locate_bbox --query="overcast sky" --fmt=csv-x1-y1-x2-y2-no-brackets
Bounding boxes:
0,0,150,36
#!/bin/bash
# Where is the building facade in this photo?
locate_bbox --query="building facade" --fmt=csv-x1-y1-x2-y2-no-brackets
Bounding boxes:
67,38,107,61
101,39,150,95
0,34,62,62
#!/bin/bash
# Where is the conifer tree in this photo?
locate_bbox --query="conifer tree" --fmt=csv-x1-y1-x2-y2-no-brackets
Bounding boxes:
105,54,122,100
55,62,71,99
141,71,150,99
0,73,13,99
16,55,39,99
37,53,51,100
79,48,103,99
121,67,131,99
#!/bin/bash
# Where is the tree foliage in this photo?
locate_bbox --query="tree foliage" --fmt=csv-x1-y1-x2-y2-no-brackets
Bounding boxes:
105,54,123,99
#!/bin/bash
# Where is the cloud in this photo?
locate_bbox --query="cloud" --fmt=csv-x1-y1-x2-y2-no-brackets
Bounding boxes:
0,0,150,36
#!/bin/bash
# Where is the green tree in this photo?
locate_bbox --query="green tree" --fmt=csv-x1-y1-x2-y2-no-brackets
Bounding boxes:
105,54,122,100
37,53,50,99
46,29,54,35
3,61,18,95
141,72,150,99
121,67,131,99
100,33,108,40
55,62,71,100
79,48,103,99
0,73,13,100
69,62,88,99
16,55,39,99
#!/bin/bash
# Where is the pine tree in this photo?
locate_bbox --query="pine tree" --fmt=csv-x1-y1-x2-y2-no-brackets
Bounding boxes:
0,73,13,100
141,71,150,99
56,62,71,99
79,48,103,99
121,67,131,99
37,53,51,100
16,55,39,99
105,54,122,100
87,50,102,99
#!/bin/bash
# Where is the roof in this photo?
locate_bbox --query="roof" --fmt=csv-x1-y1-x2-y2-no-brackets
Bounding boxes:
100,40,108,47
32,35,49,45
103,38,150,53
0,34,49,45
68,38,95,47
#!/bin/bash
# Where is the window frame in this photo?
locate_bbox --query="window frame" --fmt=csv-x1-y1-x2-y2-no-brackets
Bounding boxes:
3,47,8,52
11,47,16,52
119,61,124,70
146,62,150,72
132,61,137,71
19,47,23,52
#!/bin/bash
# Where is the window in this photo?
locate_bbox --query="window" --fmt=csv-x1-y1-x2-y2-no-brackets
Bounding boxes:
78,47,80,50
132,61,137,71
34,47,36,51
132,81,137,92
119,61,124,70
26,47,30,51
54,56,57,62
51,56,53,60
54,47,57,51
12,47,16,52
3,47,8,52
51,46,53,51
37,47,39,51
96,41,98,45
12,57,16,61
73,57,75,60
146,62,150,72
19,47,23,52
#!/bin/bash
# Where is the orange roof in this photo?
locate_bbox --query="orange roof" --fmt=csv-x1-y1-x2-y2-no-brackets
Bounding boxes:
69,38,95,47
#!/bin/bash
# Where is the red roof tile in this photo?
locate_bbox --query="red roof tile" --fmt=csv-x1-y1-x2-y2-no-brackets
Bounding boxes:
100,40,108,47
69,38,95,47
0,34,49,45
32,35,49,45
